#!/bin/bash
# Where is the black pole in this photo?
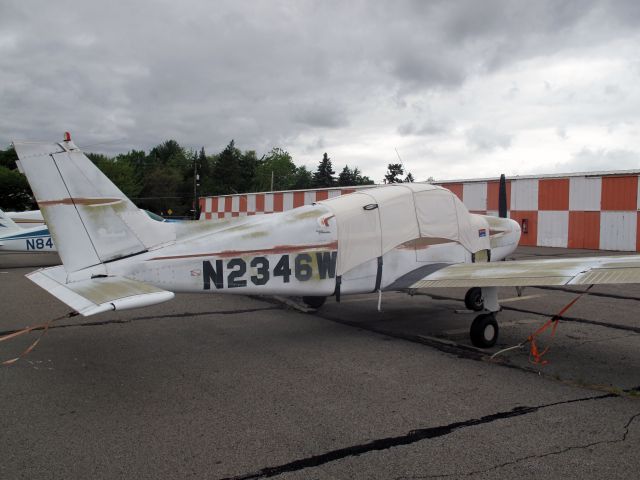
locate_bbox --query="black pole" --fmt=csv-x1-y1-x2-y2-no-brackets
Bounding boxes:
498,174,507,218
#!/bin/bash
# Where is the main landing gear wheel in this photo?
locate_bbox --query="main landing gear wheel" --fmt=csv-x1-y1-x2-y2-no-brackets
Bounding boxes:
470,313,499,348
464,287,484,311
302,296,327,309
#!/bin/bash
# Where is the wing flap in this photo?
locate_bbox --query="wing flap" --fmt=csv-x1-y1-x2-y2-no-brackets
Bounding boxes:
27,266,174,316
570,267,640,285
410,255,640,289
413,276,571,288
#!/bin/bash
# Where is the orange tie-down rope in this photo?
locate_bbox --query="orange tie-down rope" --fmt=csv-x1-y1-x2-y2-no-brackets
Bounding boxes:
0,311,78,366
491,284,594,365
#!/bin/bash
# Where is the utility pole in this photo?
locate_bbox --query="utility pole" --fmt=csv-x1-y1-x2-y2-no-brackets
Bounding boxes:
270,170,274,192
193,152,200,220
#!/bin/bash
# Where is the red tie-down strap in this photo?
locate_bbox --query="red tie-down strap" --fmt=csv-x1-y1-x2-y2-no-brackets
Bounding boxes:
491,284,594,365
527,284,594,365
0,311,78,366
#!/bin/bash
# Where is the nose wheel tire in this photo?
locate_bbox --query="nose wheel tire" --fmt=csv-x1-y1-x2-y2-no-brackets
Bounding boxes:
464,287,484,311
470,313,499,348
302,296,327,309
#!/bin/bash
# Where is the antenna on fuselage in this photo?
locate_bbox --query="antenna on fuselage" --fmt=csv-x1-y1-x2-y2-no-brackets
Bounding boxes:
394,148,408,176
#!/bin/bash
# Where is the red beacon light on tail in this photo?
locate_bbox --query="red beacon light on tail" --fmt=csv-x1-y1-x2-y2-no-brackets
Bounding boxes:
63,132,71,142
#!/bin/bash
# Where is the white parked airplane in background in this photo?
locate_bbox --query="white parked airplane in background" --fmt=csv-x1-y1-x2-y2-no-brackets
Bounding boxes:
5,210,45,227
0,209,55,252
0,207,167,255
14,135,640,348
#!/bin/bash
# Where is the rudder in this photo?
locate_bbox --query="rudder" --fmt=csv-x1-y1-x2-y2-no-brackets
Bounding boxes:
13,136,176,272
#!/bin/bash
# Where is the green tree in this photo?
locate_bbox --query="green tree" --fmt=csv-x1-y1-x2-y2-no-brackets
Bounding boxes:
118,149,148,185
239,150,259,193
0,145,35,210
338,165,355,186
140,165,184,215
313,153,336,187
132,140,192,216
149,140,186,166
384,163,404,184
211,140,243,194
292,165,314,190
404,172,415,183
254,147,297,191
0,165,35,211
197,147,219,196
355,170,374,185
0,145,18,170
338,165,375,186
87,153,142,198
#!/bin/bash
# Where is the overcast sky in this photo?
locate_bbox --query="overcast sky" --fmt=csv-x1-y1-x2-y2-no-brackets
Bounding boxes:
2,0,640,182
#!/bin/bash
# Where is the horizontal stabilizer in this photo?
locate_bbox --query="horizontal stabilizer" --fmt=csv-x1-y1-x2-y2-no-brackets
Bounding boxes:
411,255,640,289
27,266,174,316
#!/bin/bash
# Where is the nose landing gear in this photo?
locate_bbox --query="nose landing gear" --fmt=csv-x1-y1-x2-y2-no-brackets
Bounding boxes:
470,313,499,348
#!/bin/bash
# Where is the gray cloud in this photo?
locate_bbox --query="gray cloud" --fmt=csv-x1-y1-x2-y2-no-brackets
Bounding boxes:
556,147,640,172
397,117,451,136
1,0,640,182
556,126,568,139
294,103,348,129
465,126,513,152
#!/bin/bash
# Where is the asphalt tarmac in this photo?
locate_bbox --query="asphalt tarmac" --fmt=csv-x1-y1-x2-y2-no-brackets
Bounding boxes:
1,247,640,479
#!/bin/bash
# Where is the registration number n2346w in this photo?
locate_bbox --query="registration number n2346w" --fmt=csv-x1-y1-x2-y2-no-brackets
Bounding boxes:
202,251,337,290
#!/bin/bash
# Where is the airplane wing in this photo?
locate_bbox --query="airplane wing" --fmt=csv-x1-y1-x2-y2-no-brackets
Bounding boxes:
410,255,640,288
27,266,174,316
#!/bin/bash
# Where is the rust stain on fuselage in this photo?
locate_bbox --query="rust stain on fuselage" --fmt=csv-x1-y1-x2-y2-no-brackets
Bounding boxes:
292,209,324,220
147,241,339,261
242,230,269,239
38,197,123,206
396,237,452,250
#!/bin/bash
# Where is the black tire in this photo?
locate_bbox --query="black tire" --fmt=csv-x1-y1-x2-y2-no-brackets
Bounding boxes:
464,287,484,311
470,313,499,348
302,296,326,309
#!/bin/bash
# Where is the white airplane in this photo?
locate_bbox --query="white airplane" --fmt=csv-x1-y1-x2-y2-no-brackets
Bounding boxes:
5,210,45,227
0,208,55,252
14,135,640,349
0,207,167,255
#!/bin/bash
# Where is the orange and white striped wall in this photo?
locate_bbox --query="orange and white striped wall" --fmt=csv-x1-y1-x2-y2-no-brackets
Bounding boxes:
199,170,640,252
199,187,368,219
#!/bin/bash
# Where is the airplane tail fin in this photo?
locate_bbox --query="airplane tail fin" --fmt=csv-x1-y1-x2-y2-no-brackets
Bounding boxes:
0,208,22,234
13,135,176,273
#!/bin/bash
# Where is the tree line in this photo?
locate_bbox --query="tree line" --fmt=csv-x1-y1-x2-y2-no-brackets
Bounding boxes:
0,139,415,216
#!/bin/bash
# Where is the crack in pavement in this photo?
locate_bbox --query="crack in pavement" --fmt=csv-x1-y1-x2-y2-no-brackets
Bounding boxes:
404,412,640,479
219,393,616,480
0,306,280,337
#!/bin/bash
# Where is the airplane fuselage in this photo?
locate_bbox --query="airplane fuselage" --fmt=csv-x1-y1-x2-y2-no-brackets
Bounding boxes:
103,204,520,298
0,226,55,253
